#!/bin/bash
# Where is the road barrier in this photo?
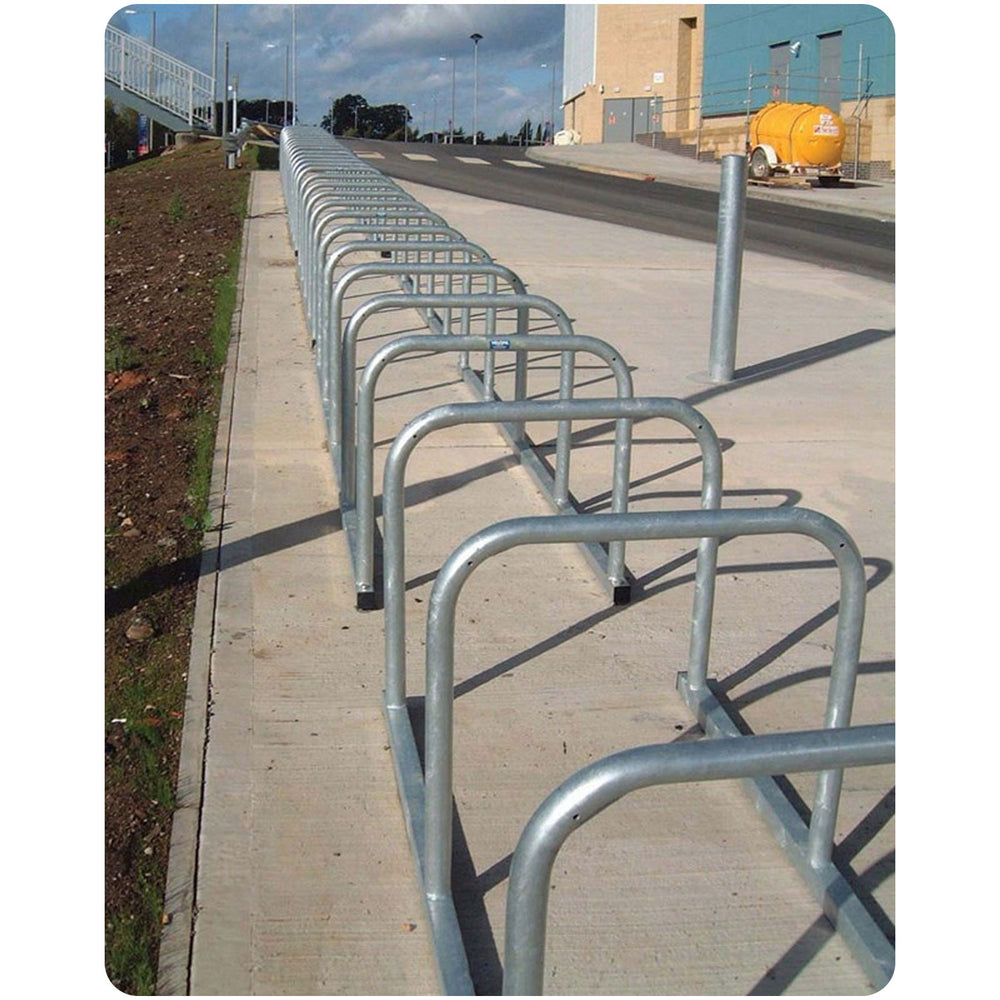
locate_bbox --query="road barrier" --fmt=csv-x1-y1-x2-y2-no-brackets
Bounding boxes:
277,127,893,993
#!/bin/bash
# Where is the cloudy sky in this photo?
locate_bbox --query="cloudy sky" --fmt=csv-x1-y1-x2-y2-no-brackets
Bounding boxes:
106,3,567,138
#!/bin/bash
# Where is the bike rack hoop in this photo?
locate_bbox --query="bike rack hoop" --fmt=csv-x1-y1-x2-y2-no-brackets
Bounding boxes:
502,723,895,994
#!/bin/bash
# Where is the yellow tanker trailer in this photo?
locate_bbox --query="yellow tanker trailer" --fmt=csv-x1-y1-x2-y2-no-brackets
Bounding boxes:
747,101,846,187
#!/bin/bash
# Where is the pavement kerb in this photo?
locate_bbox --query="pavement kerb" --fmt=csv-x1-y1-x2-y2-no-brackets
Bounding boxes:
155,171,254,996
524,142,895,222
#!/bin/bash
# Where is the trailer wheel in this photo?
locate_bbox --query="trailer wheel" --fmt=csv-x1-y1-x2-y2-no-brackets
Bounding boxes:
749,148,771,180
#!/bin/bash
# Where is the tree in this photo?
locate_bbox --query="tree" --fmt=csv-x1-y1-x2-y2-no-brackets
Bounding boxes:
323,94,369,135
236,98,294,126
321,96,414,141
365,103,409,140
105,98,138,166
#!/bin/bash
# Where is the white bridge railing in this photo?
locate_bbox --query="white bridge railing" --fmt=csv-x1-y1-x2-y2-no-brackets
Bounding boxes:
105,25,214,130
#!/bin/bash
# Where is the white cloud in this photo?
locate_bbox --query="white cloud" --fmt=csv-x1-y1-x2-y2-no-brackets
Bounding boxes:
107,3,565,137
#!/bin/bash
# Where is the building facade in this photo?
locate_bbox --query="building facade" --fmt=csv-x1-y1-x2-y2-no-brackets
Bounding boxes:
561,5,895,178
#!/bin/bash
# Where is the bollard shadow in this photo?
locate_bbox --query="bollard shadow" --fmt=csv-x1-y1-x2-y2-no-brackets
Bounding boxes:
521,327,894,460
689,327,895,405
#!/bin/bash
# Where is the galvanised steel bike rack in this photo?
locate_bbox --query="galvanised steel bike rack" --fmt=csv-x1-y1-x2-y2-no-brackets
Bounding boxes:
380,396,721,704
502,724,895,994
282,131,640,606
387,507,889,993
322,260,520,456
334,294,598,546
307,206,452,327
326,258,514,388
352,348,656,609
276,128,893,992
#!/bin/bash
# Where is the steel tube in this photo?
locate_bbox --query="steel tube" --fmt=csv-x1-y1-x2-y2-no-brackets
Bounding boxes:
708,154,748,383
326,260,522,426
382,397,719,711
421,507,865,902
340,293,576,509
502,724,894,995
320,240,484,452
311,206,444,334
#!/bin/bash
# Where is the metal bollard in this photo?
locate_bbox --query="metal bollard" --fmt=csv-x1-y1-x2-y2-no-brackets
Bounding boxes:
708,154,748,383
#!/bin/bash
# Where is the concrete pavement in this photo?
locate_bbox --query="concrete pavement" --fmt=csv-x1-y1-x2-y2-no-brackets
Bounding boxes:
157,142,894,995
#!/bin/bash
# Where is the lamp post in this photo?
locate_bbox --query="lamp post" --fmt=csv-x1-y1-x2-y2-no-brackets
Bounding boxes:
440,56,455,144
265,41,284,126
291,5,297,125
211,5,218,133
470,33,483,145
541,61,558,142
124,8,156,95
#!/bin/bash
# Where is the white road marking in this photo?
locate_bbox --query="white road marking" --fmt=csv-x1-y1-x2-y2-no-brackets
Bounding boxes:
503,160,544,168
456,157,490,164
402,153,437,161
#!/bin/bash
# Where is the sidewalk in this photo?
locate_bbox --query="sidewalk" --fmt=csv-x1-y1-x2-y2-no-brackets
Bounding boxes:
526,141,895,221
158,150,894,994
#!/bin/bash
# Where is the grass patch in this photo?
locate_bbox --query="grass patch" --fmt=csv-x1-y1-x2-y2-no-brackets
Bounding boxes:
186,239,243,531
184,409,219,531
106,326,140,373
167,193,186,222
106,871,165,995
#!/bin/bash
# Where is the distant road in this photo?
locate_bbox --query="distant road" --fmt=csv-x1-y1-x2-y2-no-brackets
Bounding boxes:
347,140,894,282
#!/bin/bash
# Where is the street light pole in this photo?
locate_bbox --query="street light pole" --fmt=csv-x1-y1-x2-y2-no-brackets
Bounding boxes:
440,56,455,144
211,5,219,134
470,33,483,145
552,61,558,140
291,5,297,124
124,8,156,97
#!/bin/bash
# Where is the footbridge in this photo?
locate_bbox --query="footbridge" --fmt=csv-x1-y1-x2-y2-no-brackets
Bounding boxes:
105,24,215,134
